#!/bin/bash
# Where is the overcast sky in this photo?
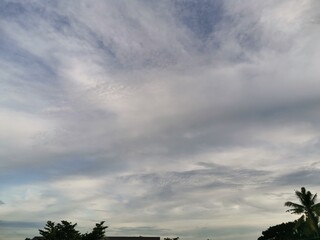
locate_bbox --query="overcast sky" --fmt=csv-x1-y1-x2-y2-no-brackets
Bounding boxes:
1,0,320,240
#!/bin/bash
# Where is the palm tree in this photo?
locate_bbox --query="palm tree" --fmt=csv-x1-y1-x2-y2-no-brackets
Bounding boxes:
285,187,320,238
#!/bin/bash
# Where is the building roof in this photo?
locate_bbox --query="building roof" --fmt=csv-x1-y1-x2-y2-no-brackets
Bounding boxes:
107,237,160,240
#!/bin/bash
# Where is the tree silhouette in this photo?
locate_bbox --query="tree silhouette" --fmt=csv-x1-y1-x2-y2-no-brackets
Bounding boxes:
258,221,304,240
285,187,320,237
82,221,108,240
39,220,81,240
28,220,108,240
164,237,179,240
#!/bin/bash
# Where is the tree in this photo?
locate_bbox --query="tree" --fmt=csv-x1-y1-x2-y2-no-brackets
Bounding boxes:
82,221,108,240
39,220,81,240
257,221,304,240
26,220,108,240
164,237,179,240
38,221,58,240
285,187,320,238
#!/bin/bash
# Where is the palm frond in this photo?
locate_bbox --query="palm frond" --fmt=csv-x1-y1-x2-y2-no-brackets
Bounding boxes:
311,202,320,215
286,187,320,237
295,190,306,206
286,208,305,214
312,193,318,204
285,201,304,209
285,200,305,214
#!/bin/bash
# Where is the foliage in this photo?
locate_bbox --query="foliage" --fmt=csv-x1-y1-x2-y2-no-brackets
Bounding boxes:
26,220,108,240
257,221,305,240
284,187,320,237
39,220,81,240
164,237,179,240
82,221,108,240
258,187,320,240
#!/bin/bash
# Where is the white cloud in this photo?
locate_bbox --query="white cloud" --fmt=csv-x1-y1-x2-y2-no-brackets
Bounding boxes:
1,1,320,240
0,109,56,158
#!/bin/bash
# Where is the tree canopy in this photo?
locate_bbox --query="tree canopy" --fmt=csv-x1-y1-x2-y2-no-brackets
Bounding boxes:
257,221,305,240
258,187,320,240
25,220,108,240
285,187,320,237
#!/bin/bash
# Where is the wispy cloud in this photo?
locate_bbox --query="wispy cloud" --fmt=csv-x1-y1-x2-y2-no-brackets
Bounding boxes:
1,0,320,239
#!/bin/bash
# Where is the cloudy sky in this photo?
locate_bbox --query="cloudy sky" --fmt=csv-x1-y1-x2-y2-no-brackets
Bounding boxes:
1,0,320,239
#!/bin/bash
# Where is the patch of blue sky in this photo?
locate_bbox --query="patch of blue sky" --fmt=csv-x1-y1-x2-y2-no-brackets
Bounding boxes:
0,157,89,190
173,0,224,47
223,8,266,54
0,1,70,32
0,33,60,113
172,0,265,62
0,33,57,84
48,156,101,176
0,1,26,19
118,49,178,71
0,166,47,189
174,0,224,39
74,23,120,69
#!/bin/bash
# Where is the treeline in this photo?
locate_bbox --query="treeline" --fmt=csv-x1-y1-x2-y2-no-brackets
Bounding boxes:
25,186,320,240
25,221,178,240
258,187,320,240
25,220,108,240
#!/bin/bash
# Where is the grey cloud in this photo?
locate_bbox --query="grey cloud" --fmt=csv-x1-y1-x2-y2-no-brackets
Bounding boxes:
51,1,184,70
1,1,320,240
0,220,42,229
274,169,320,187
123,162,269,190
112,226,170,236
117,163,271,216
1,0,318,174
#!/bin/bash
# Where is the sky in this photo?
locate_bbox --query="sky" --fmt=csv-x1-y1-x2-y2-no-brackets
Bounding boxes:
1,0,320,239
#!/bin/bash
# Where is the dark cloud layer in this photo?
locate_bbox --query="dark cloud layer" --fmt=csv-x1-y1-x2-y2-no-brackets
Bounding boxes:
0,220,41,229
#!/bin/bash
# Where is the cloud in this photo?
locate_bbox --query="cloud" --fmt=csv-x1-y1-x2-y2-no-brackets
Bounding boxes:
275,169,320,186
111,226,170,236
0,220,41,229
1,0,320,240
